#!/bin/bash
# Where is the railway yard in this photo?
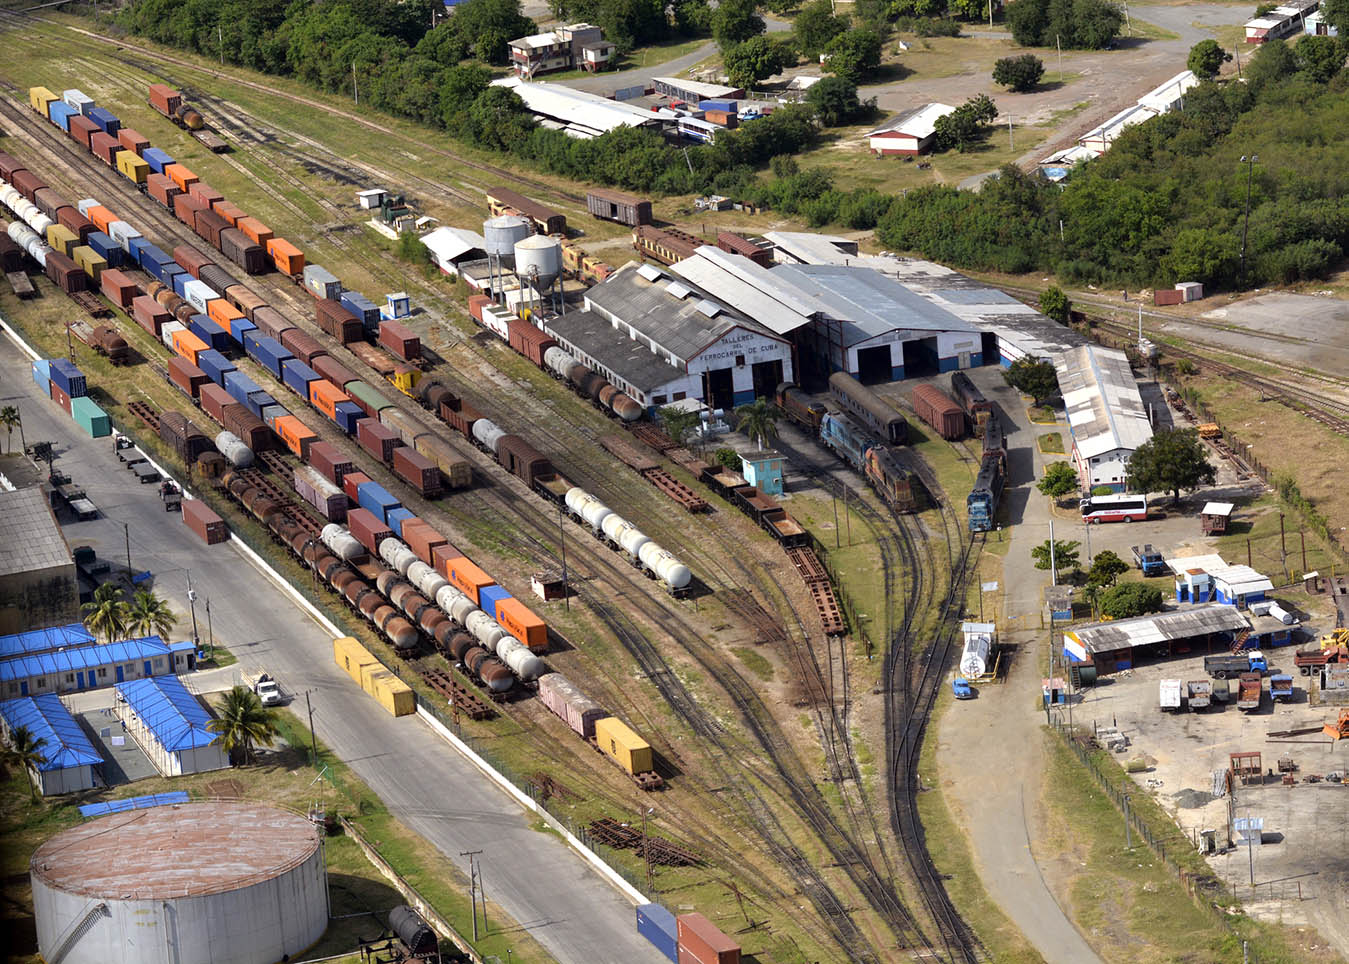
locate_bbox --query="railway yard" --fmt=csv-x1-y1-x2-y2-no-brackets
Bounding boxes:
4,10,1349,964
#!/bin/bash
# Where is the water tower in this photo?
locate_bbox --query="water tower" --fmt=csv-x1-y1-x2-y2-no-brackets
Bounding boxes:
482,215,530,298
514,234,564,316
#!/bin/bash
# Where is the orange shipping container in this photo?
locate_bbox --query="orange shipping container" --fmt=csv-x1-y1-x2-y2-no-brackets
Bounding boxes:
207,298,245,329
165,163,198,193
309,379,346,419
442,556,494,604
495,597,548,653
238,217,274,247
213,201,245,227
172,327,209,365
86,205,115,235
274,413,318,458
267,238,304,276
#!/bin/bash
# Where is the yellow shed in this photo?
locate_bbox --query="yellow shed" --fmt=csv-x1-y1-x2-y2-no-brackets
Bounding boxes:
29,86,58,115
367,670,416,717
72,245,106,283
594,717,653,775
46,224,78,257
117,150,149,184
333,635,378,685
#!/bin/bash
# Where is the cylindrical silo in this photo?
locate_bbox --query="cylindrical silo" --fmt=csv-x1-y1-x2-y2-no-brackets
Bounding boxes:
482,215,531,267
513,234,561,290
30,802,328,964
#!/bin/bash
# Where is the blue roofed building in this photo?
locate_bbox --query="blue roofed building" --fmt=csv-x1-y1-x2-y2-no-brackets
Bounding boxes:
0,622,96,660
1,636,180,700
115,675,229,776
0,694,103,794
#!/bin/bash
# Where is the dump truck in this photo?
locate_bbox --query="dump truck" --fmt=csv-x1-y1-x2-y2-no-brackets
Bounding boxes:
1187,679,1211,711
1131,544,1167,576
1205,651,1266,679
1269,674,1294,702
243,671,283,706
1295,646,1348,676
1212,677,1232,704
951,677,974,700
1237,672,1263,711
1159,679,1183,712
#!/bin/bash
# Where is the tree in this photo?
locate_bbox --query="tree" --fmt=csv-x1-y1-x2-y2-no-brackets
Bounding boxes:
992,53,1044,92
1323,0,1349,36
1032,538,1081,573
1003,357,1059,405
1037,461,1080,500
735,397,779,449
1007,0,1122,49
208,686,279,765
723,35,796,87
1082,582,1104,619
823,28,883,85
0,406,18,454
794,0,849,57
931,93,997,152
1086,549,1129,587
1124,427,1216,502
82,584,129,645
1244,37,1298,92
714,447,741,469
1186,39,1231,80
126,590,178,640
658,405,702,445
1099,581,1164,619
805,75,865,125
466,87,535,151
4,725,48,801
713,0,765,49
1295,34,1344,83
439,63,492,129
1039,285,1071,323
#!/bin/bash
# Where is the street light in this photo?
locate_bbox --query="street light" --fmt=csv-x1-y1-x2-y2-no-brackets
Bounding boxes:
1239,154,1258,285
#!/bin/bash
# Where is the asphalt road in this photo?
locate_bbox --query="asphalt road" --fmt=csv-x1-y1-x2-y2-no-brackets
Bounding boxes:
0,323,664,964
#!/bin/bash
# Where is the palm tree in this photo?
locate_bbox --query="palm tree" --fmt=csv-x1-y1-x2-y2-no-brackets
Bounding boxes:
207,686,279,765
6,725,49,801
735,397,779,451
82,584,129,644
126,590,178,640
0,406,18,455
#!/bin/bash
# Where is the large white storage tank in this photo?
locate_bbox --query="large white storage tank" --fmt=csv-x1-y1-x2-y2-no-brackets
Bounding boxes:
959,622,994,678
482,215,531,267
30,802,328,964
514,234,562,289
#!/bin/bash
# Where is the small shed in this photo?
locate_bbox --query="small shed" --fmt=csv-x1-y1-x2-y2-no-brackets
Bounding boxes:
381,292,411,320
115,675,229,776
1044,585,1074,622
356,188,388,210
0,694,102,794
740,451,785,497
1201,501,1233,534
531,568,568,601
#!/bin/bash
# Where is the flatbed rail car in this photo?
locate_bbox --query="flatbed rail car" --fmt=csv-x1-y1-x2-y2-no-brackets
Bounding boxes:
828,372,908,445
632,224,702,266
486,186,566,235
950,371,993,430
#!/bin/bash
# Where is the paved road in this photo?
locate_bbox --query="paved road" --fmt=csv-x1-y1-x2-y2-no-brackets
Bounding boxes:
0,324,664,964
934,369,1105,964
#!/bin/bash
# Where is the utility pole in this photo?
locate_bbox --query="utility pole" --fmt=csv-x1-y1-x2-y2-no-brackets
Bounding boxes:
1056,35,1063,82
643,807,655,892
352,62,358,105
1239,155,1258,285
1123,791,1133,849
1007,114,1014,151
218,24,224,64
305,690,318,766
205,597,214,658
832,485,840,549
124,521,132,577
186,569,200,649
1049,518,1058,586
460,851,483,940
558,504,569,611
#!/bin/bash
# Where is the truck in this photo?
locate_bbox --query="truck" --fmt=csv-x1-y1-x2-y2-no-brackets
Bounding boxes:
1204,651,1266,679
1159,679,1183,712
951,677,974,700
1237,672,1263,711
1131,544,1167,576
243,671,283,706
1187,679,1211,711
1294,646,1347,676
1269,674,1294,702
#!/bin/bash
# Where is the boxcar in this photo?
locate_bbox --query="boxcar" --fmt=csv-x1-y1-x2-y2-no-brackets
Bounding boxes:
911,383,966,441
585,188,652,227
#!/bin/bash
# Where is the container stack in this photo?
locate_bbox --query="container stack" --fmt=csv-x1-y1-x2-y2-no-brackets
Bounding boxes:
332,636,414,717
32,358,110,437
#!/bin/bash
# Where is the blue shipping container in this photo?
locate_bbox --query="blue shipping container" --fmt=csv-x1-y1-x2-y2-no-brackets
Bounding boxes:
249,336,292,378
31,359,51,391
479,585,510,614
229,316,257,344
261,404,288,430
87,107,120,135
223,370,262,406
49,359,87,398
162,265,188,292
121,229,147,258
172,271,192,299
246,390,278,419
142,148,174,176
357,482,401,522
137,243,172,275
281,358,320,397
698,100,737,112
48,101,77,131
635,905,678,964
333,401,364,435
85,231,125,267
339,291,380,328
187,315,230,353
386,507,415,538
241,328,266,356
195,349,236,386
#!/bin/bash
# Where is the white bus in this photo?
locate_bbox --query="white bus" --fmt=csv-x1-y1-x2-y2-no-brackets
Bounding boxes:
1080,494,1148,523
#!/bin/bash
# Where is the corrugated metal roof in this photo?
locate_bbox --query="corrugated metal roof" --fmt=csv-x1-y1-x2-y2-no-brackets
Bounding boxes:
0,623,95,660
668,247,832,335
420,226,485,264
490,77,658,135
761,231,859,265
774,264,978,344
1201,502,1235,516
1137,70,1198,111
117,674,219,752
0,636,171,682
0,488,73,578
868,102,955,139
0,694,102,770
651,76,742,99
544,309,687,393
1054,344,1153,459
1064,605,1250,655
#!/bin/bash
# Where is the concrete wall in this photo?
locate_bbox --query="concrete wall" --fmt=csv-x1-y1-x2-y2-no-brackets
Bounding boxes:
32,843,328,964
0,563,79,635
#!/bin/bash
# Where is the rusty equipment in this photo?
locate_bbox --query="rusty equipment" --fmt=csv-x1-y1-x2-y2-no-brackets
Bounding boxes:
1323,709,1349,742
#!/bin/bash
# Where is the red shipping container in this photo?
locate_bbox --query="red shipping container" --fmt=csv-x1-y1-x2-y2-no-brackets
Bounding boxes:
68,114,98,150
378,320,420,360
50,381,72,415
117,128,150,155
237,216,273,247
342,471,372,504
467,294,491,322
306,440,354,486
200,383,233,423
430,543,463,579
169,356,211,399
213,200,246,227
1154,288,1184,306
147,173,181,210
393,447,441,497
312,354,357,391
174,244,216,279
183,498,229,545
347,507,392,555
57,206,94,243
99,268,139,308
189,182,224,207
89,131,121,165
676,914,741,964
174,191,205,228
132,294,171,336
402,520,449,565
357,418,401,463
148,84,182,117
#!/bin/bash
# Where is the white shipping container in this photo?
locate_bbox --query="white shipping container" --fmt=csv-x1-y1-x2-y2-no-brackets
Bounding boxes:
160,321,185,349
183,279,219,314
479,305,512,341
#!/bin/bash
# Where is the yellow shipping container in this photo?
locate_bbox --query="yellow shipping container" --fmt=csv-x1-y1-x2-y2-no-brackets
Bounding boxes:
594,717,653,775
117,150,149,185
333,635,378,685
72,245,106,284
46,224,78,257
359,660,387,696
29,86,58,115
367,670,415,717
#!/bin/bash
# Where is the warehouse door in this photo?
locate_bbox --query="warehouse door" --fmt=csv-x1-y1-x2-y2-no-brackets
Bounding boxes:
902,337,939,378
751,359,783,399
856,346,892,384
706,368,735,410
115,665,123,683
981,333,999,366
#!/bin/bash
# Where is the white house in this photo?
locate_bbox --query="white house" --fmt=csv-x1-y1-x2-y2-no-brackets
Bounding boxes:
1053,344,1153,491
867,103,955,156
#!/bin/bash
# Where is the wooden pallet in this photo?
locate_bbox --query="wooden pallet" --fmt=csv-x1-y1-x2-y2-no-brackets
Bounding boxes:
806,579,846,636
419,666,495,720
785,545,830,585
642,467,708,512
126,400,160,432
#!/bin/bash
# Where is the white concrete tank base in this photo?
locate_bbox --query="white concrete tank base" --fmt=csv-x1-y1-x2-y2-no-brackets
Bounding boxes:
31,802,328,964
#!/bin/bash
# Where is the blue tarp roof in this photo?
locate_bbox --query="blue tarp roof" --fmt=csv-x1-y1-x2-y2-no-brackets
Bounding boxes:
0,637,169,683
0,694,102,771
79,791,190,818
117,675,219,752
168,640,196,653
0,623,96,659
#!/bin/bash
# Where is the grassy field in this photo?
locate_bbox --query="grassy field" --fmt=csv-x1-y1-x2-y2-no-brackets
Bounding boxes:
1037,431,1064,454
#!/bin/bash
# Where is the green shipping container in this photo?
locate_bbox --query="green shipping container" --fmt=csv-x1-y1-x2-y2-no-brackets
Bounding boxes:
70,396,111,437
344,380,389,418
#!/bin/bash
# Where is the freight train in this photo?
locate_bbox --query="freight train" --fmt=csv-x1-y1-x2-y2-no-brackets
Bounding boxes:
147,83,205,131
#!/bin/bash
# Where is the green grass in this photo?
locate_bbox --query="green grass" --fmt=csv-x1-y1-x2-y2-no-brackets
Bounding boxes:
1037,432,1064,454
731,645,775,681
1027,404,1059,424
196,642,237,669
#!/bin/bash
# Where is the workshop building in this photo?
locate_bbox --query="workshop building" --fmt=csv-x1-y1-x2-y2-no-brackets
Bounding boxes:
420,226,487,278
1062,604,1252,674
0,488,79,635
1167,554,1273,609
1054,344,1153,491
866,103,955,156
0,636,182,699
